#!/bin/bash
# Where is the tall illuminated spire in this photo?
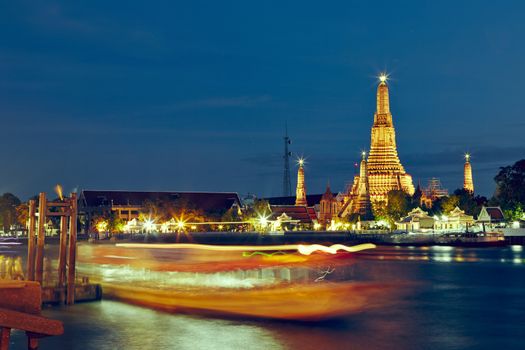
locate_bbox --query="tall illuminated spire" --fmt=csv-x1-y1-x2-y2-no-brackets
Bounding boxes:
366,74,414,204
376,74,391,117
295,158,307,206
463,154,474,193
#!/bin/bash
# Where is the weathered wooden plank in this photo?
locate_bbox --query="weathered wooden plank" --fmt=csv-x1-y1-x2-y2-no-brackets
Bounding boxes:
66,193,78,305
27,200,36,281
35,193,46,284
46,202,70,207
0,327,10,350
0,281,41,315
45,211,71,217
57,215,68,297
0,308,63,336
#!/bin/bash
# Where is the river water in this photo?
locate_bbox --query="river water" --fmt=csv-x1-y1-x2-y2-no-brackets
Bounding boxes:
5,245,525,350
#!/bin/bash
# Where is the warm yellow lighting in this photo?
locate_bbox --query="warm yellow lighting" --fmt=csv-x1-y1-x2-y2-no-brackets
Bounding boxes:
96,221,108,232
218,224,224,230
177,221,185,229
379,73,388,83
160,222,170,233
190,225,197,230
313,223,321,230
258,215,269,227
297,157,305,167
54,184,64,201
116,242,377,255
143,219,156,232
465,153,470,161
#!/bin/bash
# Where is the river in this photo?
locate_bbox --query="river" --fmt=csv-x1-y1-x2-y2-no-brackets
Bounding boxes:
4,245,525,349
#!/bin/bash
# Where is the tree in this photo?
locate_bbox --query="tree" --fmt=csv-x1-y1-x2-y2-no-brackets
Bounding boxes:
16,203,29,227
243,199,271,220
0,193,21,232
440,195,460,214
452,189,487,216
386,190,411,221
493,159,525,210
503,203,524,222
372,191,411,228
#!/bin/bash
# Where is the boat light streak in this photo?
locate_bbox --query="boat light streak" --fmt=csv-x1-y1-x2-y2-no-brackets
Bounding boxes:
115,243,376,255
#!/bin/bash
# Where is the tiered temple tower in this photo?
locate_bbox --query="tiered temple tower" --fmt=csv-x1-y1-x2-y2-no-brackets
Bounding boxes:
351,152,372,216
319,182,338,224
339,152,372,218
463,154,474,193
366,75,414,203
295,159,307,206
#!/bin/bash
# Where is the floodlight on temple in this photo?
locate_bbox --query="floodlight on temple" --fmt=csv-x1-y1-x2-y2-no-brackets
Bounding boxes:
258,215,269,227
378,73,388,83
143,219,156,232
297,157,305,167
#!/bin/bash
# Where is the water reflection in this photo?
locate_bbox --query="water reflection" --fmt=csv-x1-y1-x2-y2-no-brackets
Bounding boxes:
3,243,525,350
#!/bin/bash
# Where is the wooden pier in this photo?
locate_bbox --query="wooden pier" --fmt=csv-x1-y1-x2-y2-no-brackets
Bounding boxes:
24,192,101,305
0,281,63,350
0,191,103,348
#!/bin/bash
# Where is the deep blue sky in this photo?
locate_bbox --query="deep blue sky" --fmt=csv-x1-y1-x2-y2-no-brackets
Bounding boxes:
1,1,524,200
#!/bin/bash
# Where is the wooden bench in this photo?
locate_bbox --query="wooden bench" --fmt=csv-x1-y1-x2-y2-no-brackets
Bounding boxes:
0,281,63,350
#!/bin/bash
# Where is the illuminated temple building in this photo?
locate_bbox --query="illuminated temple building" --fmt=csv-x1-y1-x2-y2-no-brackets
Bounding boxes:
340,152,372,218
464,154,474,193
340,75,414,216
365,75,415,203
295,159,307,206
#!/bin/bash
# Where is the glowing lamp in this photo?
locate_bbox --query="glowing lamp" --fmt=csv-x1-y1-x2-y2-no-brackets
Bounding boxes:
258,216,268,227
143,219,155,232
96,221,108,232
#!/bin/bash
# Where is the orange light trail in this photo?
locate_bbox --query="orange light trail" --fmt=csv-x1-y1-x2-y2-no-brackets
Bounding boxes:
115,243,376,255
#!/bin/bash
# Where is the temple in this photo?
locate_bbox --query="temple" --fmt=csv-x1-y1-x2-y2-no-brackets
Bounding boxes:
339,75,414,217
340,152,372,218
319,182,338,225
365,75,415,203
295,159,307,206
463,154,474,193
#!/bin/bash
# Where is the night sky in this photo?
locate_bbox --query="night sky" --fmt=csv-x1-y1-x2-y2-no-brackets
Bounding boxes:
1,1,524,200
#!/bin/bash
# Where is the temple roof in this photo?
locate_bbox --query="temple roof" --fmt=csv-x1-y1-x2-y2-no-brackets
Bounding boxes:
321,184,334,201
265,194,334,206
79,190,241,215
270,205,317,223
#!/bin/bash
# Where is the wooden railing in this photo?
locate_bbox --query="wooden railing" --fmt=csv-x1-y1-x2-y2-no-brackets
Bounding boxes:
0,281,63,350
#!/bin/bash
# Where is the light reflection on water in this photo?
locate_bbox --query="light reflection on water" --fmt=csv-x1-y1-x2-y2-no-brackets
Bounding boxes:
3,244,525,350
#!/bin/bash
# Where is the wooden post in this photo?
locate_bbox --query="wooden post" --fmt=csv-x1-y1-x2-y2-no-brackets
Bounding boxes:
26,200,37,281
27,334,39,350
57,215,68,292
0,327,11,350
66,193,78,305
35,193,47,285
